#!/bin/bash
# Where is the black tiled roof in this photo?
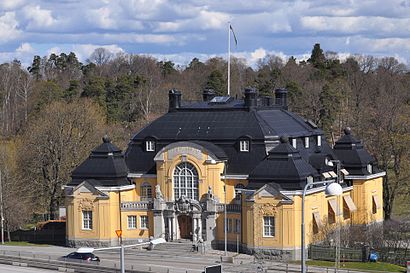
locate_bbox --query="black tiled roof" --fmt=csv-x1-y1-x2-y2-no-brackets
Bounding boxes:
248,137,319,190
126,101,325,176
333,128,376,175
70,136,131,187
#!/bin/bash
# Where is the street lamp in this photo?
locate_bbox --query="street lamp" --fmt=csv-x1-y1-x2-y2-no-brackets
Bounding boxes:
223,160,227,256
326,160,343,273
301,176,343,273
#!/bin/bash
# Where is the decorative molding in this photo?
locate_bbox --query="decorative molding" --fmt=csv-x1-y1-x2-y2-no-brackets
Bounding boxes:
256,203,277,216
78,198,94,212
95,184,135,192
128,173,157,178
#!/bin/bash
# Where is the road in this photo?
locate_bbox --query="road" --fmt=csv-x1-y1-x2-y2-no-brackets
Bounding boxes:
0,264,58,273
0,244,376,273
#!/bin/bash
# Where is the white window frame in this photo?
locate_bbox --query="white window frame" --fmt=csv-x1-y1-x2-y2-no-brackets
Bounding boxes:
128,215,137,229
140,215,149,229
82,210,92,230
140,182,152,201
235,219,241,233
263,216,275,237
146,140,155,152
227,218,233,233
291,138,297,149
317,135,322,147
173,162,199,200
304,137,309,148
239,140,249,152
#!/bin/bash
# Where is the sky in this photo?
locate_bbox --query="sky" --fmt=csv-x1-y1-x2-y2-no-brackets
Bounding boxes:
1,0,410,68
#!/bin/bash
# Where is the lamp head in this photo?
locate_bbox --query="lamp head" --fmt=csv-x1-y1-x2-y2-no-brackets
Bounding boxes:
326,159,334,167
325,182,343,196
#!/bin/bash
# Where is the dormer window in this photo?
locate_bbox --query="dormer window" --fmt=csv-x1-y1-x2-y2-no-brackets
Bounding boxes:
239,140,249,152
367,164,372,174
146,140,155,152
291,138,297,149
317,135,322,147
304,137,309,148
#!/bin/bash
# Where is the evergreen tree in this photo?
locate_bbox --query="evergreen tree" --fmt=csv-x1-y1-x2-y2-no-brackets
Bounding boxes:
206,70,225,96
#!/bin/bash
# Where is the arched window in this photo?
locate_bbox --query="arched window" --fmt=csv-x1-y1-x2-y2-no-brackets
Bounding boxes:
140,182,152,201
173,162,199,200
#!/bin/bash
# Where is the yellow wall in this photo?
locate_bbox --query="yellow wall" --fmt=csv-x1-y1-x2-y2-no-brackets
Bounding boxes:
351,177,384,224
66,143,384,251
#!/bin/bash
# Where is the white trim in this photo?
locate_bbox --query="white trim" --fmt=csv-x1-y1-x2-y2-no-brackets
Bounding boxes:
317,135,322,147
128,173,157,178
95,184,135,192
280,180,353,197
345,172,385,180
221,174,248,180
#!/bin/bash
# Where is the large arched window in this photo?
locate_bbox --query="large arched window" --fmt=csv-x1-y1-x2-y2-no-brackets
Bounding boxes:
173,162,199,200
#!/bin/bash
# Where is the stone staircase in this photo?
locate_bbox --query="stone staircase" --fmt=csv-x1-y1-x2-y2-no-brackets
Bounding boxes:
149,239,198,256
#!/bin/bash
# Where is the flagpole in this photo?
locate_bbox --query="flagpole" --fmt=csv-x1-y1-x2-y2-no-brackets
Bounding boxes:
227,22,231,97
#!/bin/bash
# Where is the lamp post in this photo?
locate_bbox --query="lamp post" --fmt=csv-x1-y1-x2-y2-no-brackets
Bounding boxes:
118,191,125,273
326,160,342,273
301,176,343,273
223,160,227,256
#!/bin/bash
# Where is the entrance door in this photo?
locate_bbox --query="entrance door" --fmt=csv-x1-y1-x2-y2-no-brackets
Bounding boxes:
178,215,192,239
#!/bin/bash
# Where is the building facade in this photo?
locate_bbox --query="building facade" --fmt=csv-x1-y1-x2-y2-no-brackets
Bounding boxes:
65,88,384,259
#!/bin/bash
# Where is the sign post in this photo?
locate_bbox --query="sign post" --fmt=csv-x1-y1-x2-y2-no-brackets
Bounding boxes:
406,261,410,273
116,229,125,273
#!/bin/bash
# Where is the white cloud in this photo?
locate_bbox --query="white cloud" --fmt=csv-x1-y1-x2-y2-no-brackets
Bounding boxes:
0,0,26,10
72,44,124,61
87,7,117,29
250,48,267,62
22,5,56,29
0,12,21,42
16,42,34,53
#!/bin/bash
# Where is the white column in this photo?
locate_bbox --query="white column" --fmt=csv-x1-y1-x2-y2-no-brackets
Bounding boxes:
192,218,197,242
198,218,202,240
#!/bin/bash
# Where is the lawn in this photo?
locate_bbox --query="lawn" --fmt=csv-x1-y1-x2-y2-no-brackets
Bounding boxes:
306,260,406,272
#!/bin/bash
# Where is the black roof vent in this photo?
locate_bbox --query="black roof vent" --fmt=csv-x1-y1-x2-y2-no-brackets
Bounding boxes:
168,89,181,112
244,87,257,108
203,88,216,102
275,88,288,110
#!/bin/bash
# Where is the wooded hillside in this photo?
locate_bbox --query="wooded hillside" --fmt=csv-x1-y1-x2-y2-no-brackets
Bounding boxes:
0,44,409,230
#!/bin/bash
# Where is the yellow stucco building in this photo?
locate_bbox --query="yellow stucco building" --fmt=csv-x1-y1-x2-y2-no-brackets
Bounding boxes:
65,88,384,259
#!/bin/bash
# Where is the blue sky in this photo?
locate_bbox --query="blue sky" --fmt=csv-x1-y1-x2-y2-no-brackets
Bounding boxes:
1,0,410,67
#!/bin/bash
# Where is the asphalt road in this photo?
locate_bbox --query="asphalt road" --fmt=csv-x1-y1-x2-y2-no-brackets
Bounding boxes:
0,264,58,273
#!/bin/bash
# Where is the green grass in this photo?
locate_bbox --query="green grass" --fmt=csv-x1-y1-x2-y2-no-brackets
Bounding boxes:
3,241,48,247
306,260,406,272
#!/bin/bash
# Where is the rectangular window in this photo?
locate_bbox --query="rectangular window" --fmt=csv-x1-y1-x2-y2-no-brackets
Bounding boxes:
291,138,297,149
146,141,155,152
228,219,233,233
140,183,152,201
235,219,241,233
317,135,322,147
128,215,137,229
263,216,275,237
239,140,249,152
328,199,337,224
372,195,380,214
82,211,92,230
140,215,149,229
304,137,309,148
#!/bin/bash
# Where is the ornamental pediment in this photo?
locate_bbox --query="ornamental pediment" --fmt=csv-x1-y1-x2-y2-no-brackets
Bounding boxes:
153,141,222,162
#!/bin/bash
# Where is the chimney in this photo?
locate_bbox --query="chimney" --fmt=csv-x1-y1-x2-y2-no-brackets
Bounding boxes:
275,88,288,110
244,87,257,108
203,88,216,102
168,89,181,112
261,96,273,107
